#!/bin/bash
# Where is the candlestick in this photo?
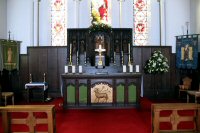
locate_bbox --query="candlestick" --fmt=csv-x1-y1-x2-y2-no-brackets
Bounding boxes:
128,43,131,65
69,43,72,65
114,51,116,65
76,50,79,65
29,74,32,83
43,73,46,82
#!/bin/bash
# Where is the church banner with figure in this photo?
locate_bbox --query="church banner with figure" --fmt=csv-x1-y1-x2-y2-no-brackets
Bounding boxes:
176,34,199,69
0,40,20,71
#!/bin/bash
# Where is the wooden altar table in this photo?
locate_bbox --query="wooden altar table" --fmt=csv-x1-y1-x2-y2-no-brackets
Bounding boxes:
61,73,142,108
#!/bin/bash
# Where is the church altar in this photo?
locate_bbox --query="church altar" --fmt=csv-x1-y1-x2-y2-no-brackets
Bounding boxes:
61,28,141,108
61,72,142,108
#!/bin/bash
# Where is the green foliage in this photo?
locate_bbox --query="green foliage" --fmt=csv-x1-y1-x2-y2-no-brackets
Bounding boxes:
89,23,112,34
144,50,169,74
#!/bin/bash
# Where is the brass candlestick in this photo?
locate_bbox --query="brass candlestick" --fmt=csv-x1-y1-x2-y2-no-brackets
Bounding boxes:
29,74,32,83
128,43,131,65
69,43,72,66
43,73,46,82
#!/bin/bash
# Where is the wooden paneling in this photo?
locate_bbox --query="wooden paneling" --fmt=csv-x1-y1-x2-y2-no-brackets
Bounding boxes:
17,46,187,100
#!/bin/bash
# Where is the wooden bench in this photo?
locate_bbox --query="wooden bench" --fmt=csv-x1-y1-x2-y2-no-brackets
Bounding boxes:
152,103,200,133
0,105,56,133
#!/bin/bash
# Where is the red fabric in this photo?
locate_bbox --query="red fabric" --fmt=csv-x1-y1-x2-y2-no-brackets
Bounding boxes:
0,97,195,133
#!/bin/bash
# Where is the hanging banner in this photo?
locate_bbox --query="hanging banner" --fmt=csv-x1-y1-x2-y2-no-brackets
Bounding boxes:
176,34,199,69
0,40,20,71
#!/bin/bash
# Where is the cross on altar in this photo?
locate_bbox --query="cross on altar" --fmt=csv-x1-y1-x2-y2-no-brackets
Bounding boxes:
95,45,106,66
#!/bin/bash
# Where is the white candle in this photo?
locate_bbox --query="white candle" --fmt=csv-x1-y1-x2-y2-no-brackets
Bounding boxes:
64,66,68,73
129,65,133,73
123,65,126,73
136,65,139,72
79,65,82,73
72,65,76,73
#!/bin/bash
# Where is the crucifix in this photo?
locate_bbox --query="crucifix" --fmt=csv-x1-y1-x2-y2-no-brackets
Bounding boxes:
118,0,125,28
95,44,106,67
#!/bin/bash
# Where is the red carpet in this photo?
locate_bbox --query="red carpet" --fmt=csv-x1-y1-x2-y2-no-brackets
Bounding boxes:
56,109,151,133
0,98,152,133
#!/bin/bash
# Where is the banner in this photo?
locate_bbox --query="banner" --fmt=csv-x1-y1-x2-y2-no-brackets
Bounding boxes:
176,34,199,69
0,40,20,71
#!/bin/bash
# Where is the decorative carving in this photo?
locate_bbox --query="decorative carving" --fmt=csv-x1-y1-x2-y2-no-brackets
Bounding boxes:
91,83,112,103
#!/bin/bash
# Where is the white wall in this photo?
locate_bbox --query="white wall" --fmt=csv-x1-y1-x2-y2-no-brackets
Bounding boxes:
7,0,33,54
165,0,191,53
0,0,7,39
190,0,200,51
3,0,200,54
148,0,160,46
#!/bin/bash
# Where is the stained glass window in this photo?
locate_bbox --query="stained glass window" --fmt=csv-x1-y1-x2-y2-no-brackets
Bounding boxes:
91,0,111,26
133,0,150,46
51,0,67,46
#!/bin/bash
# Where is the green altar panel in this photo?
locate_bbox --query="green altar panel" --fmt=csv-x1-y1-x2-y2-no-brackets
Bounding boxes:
67,85,75,104
117,85,124,103
128,85,136,102
79,85,87,104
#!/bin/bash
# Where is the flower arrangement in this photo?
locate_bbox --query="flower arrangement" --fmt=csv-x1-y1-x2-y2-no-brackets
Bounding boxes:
89,23,111,34
144,50,169,74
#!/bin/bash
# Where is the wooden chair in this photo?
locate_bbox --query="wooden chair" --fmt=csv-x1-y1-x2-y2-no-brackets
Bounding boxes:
178,76,192,99
0,84,14,106
1,92,14,106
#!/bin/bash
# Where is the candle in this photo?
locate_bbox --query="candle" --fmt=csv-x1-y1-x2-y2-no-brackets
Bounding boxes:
123,65,126,73
136,65,139,72
64,66,68,73
79,66,82,73
72,65,76,73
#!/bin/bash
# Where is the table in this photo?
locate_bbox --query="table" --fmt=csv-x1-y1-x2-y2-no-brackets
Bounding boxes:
25,82,48,102
61,73,142,108
187,90,200,103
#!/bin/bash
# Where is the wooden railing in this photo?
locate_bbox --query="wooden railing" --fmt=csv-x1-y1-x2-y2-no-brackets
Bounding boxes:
0,105,56,133
152,103,200,133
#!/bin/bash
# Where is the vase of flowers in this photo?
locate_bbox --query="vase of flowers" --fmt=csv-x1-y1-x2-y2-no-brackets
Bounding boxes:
144,50,169,97
144,50,169,74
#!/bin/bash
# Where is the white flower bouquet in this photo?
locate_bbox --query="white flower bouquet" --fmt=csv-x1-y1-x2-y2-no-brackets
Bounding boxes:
144,50,169,74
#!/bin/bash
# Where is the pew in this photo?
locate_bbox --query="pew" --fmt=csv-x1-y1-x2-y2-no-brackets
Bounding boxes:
152,103,200,133
0,105,56,133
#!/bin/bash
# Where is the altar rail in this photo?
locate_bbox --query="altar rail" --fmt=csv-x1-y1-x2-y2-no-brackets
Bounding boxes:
0,105,56,133
152,103,200,133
